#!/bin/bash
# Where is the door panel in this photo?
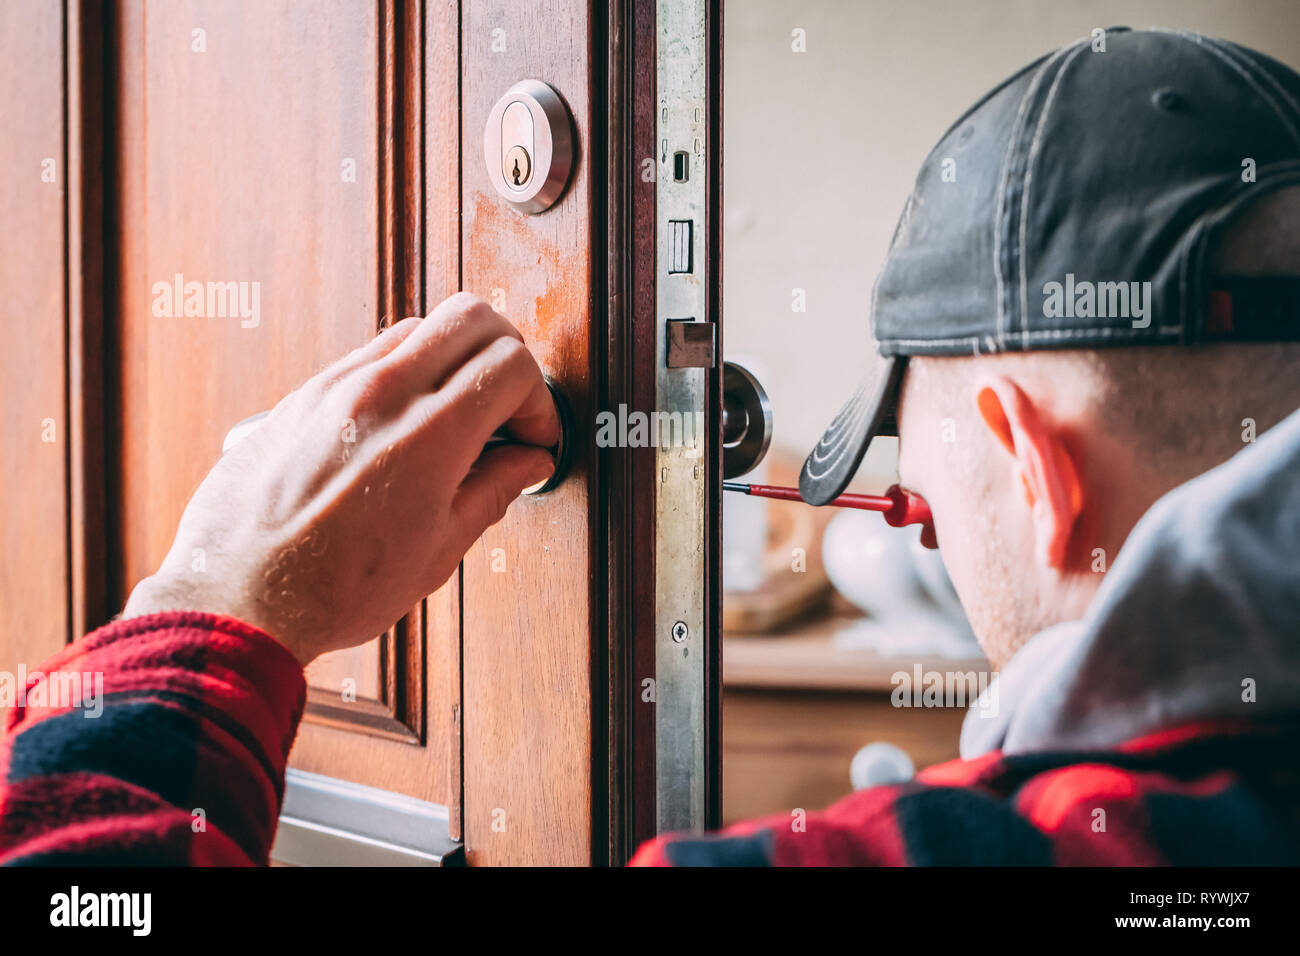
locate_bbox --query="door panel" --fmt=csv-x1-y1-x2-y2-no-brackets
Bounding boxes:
0,0,69,672
113,0,458,809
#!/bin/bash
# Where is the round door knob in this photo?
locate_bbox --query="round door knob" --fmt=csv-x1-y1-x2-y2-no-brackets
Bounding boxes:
521,378,573,496
721,361,773,479
221,380,573,496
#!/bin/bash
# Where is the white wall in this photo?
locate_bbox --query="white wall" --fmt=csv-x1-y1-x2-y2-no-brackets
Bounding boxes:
723,0,1300,486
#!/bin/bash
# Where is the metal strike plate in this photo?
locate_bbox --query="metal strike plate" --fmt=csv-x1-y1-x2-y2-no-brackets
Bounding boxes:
654,0,709,835
665,318,716,368
483,80,575,214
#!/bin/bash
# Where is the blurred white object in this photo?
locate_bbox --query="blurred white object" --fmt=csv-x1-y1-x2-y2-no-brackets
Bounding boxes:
222,410,269,453
821,509,925,616
822,509,979,657
850,742,915,789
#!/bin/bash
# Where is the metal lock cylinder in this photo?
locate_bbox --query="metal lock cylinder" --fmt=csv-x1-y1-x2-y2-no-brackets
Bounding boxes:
483,80,575,214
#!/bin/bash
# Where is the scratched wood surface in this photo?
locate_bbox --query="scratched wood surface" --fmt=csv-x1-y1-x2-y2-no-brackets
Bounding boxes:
459,0,598,865
0,0,69,672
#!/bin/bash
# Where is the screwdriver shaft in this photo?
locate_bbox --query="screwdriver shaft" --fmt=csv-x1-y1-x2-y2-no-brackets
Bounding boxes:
722,481,893,512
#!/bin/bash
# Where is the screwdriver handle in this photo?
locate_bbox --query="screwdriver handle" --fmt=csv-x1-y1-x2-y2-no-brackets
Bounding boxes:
882,484,938,549
881,484,931,529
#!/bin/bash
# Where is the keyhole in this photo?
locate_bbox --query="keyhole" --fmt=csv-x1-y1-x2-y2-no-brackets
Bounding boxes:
503,145,531,189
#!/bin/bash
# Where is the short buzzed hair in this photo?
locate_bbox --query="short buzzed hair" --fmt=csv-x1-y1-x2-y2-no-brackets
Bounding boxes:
1073,184,1300,476
907,185,1300,485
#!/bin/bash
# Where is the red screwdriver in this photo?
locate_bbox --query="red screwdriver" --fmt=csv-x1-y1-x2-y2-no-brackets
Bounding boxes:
722,481,938,549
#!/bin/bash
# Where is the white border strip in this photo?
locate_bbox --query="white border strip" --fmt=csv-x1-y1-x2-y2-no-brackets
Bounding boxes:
271,768,462,867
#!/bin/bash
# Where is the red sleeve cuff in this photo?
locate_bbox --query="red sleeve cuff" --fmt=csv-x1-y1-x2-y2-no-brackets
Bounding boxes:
10,610,308,766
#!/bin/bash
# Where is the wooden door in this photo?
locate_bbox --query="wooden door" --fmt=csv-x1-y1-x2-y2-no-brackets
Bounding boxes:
0,0,70,673
0,0,722,866
109,0,462,836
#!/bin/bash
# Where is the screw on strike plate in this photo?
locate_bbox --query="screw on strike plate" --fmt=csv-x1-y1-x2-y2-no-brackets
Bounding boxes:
671,621,689,643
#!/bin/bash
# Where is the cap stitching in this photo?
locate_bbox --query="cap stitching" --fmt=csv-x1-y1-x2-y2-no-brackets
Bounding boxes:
870,195,914,343
1019,40,1092,348
803,394,870,479
818,400,872,463
805,378,875,475
1150,27,1300,149
1203,35,1300,132
1149,30,1300,342
994,46,1065,350
802,361,903,492
826,376,871,429
883,325,1184,349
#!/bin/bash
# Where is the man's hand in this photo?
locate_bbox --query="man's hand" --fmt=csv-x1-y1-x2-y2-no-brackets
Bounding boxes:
121,293,560,666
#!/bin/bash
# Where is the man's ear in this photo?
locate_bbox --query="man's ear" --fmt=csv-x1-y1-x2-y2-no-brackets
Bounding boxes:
974,375,1083,569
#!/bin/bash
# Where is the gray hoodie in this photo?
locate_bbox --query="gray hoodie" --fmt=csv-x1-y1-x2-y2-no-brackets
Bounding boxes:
961,404,1300,758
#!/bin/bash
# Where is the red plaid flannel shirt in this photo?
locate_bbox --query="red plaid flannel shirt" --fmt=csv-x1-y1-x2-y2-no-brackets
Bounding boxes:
3,612,1297,865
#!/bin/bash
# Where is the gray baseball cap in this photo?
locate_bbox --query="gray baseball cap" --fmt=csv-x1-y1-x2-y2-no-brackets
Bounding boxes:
800,26,1300,506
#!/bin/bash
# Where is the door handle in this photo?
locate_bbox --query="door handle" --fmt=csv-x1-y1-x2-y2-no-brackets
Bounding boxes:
720,361,772,480
221,379,573,495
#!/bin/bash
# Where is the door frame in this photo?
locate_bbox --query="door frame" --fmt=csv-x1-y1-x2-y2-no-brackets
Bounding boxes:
603,0,724,860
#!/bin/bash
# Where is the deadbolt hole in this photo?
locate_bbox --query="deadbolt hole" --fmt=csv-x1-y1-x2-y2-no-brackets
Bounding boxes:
673,150,689,182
